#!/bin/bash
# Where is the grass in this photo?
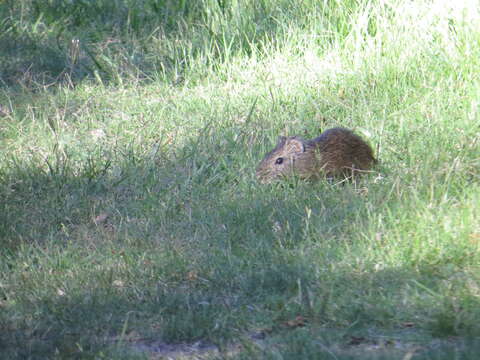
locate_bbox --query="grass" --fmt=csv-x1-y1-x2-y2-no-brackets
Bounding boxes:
1,0,479,358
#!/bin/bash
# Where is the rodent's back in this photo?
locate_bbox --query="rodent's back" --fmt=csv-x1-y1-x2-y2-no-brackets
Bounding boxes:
311,127,376,177
256,127,376,183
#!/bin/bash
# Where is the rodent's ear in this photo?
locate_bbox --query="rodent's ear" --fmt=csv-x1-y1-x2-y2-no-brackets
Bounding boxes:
285,137,305,153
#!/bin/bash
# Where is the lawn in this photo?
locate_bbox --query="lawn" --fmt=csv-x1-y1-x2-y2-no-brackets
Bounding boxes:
1,0,479,358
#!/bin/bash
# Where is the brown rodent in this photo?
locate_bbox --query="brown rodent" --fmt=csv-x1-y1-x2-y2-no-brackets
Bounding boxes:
256,127,376,183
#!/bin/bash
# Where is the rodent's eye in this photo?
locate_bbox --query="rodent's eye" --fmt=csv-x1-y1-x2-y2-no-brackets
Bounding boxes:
275,157,284,165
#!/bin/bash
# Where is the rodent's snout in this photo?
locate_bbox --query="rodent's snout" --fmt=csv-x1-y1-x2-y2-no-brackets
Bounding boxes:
255,165,269,184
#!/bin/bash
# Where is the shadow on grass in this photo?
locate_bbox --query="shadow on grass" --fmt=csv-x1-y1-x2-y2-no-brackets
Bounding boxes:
2,258,479,359
1,125,478,358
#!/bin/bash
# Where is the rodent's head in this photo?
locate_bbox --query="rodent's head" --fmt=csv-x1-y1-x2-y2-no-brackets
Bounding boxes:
256,136,318,183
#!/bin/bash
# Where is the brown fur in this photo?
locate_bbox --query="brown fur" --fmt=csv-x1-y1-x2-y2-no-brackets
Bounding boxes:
256,127,376,183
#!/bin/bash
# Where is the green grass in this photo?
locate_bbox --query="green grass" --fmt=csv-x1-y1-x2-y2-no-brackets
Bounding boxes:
1,0,480,358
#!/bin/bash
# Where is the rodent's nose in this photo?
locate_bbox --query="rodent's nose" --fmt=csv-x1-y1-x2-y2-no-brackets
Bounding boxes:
256,175,272,184
255,171,268,184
